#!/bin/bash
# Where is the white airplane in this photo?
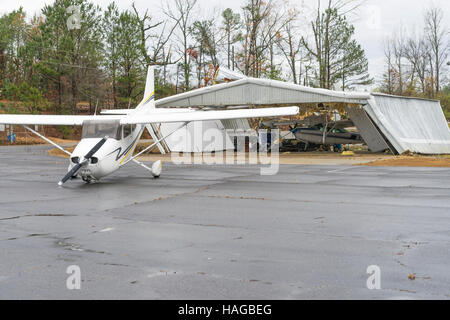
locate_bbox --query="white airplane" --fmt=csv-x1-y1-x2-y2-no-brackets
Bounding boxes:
0,67,298,186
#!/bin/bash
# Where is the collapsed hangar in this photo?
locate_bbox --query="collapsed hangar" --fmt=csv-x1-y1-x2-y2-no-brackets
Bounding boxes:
149,77,450,155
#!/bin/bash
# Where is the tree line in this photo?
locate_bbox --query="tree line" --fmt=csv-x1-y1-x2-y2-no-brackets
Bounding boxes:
380,6,449,101
0,0,448,117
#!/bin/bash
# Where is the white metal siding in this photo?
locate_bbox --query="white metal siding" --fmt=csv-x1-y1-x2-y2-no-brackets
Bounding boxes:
365,94,450,154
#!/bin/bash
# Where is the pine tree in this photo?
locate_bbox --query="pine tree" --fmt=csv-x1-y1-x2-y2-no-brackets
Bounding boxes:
301,7,372,90
221,8,241,70
102,2,120,108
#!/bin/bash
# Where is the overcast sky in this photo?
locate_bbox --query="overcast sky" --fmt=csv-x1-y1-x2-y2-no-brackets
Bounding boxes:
1,0,449,86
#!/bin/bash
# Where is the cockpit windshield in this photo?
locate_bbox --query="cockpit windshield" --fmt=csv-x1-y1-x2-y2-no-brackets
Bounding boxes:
82,120,121,139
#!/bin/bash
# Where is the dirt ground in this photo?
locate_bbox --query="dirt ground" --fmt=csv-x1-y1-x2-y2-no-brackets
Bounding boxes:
0,136,79,146
359,155,450,167
48,146,75,158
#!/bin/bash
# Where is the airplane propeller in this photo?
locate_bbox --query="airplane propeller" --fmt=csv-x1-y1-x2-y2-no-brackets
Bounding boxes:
58,136,108,186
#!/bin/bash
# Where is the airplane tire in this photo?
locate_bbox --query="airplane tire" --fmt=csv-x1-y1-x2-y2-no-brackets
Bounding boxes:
82,177,92,183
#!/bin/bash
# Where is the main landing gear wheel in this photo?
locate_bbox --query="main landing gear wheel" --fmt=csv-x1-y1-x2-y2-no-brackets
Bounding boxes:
151,160,162,178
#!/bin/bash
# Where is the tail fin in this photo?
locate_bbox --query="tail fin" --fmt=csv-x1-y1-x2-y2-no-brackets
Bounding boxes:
137,66,155,110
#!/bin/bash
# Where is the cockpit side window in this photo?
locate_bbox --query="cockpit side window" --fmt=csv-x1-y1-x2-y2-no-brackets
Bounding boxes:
82,120,121,139
122,124,135,139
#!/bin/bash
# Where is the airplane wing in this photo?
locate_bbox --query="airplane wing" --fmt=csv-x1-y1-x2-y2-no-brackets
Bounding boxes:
120,107,299,125
0,114,123,126
0,107,298,126
100,108,196,115
100,109,133,115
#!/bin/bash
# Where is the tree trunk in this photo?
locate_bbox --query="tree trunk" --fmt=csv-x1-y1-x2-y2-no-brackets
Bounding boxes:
71,76,77,115
58,76,62,114
112,60,117,109
227,32,231,69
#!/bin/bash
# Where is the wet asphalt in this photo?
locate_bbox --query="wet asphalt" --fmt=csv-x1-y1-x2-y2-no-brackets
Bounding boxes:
0,145,449,299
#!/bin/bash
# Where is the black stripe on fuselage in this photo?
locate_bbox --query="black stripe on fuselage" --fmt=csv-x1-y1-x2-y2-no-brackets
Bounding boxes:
107,128,144,161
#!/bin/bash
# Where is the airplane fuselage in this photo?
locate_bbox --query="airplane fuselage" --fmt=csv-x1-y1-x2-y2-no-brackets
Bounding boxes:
69,122,144,182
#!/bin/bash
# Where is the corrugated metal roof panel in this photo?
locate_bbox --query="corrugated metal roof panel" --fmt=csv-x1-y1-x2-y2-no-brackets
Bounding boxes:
346,105,391,153
155,78,369,108
365,95,450,154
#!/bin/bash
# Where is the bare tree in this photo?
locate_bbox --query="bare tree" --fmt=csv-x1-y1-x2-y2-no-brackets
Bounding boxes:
403,35,429,95
276,16,301,83
165,0,197,91
382,39,395,94
390,29,406,95
424,6,448,93
239,0,292,78
240,0,272,77
261,4,295,79
132,2,180,67
380,6,448,97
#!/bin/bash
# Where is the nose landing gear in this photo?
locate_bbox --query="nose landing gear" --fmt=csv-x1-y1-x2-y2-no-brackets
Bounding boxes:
82,176,92,183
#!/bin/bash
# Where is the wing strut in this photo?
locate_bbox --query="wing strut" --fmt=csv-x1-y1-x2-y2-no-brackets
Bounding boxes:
120,121,189,167
23,125,72,156
145,124,167,154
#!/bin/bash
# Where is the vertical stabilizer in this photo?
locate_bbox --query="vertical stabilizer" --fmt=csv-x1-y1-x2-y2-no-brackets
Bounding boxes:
137,66,155,110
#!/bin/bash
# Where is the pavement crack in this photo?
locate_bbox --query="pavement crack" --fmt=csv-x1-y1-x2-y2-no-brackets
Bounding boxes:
0,213,73,221
109,184,219,214
55,238,111,255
